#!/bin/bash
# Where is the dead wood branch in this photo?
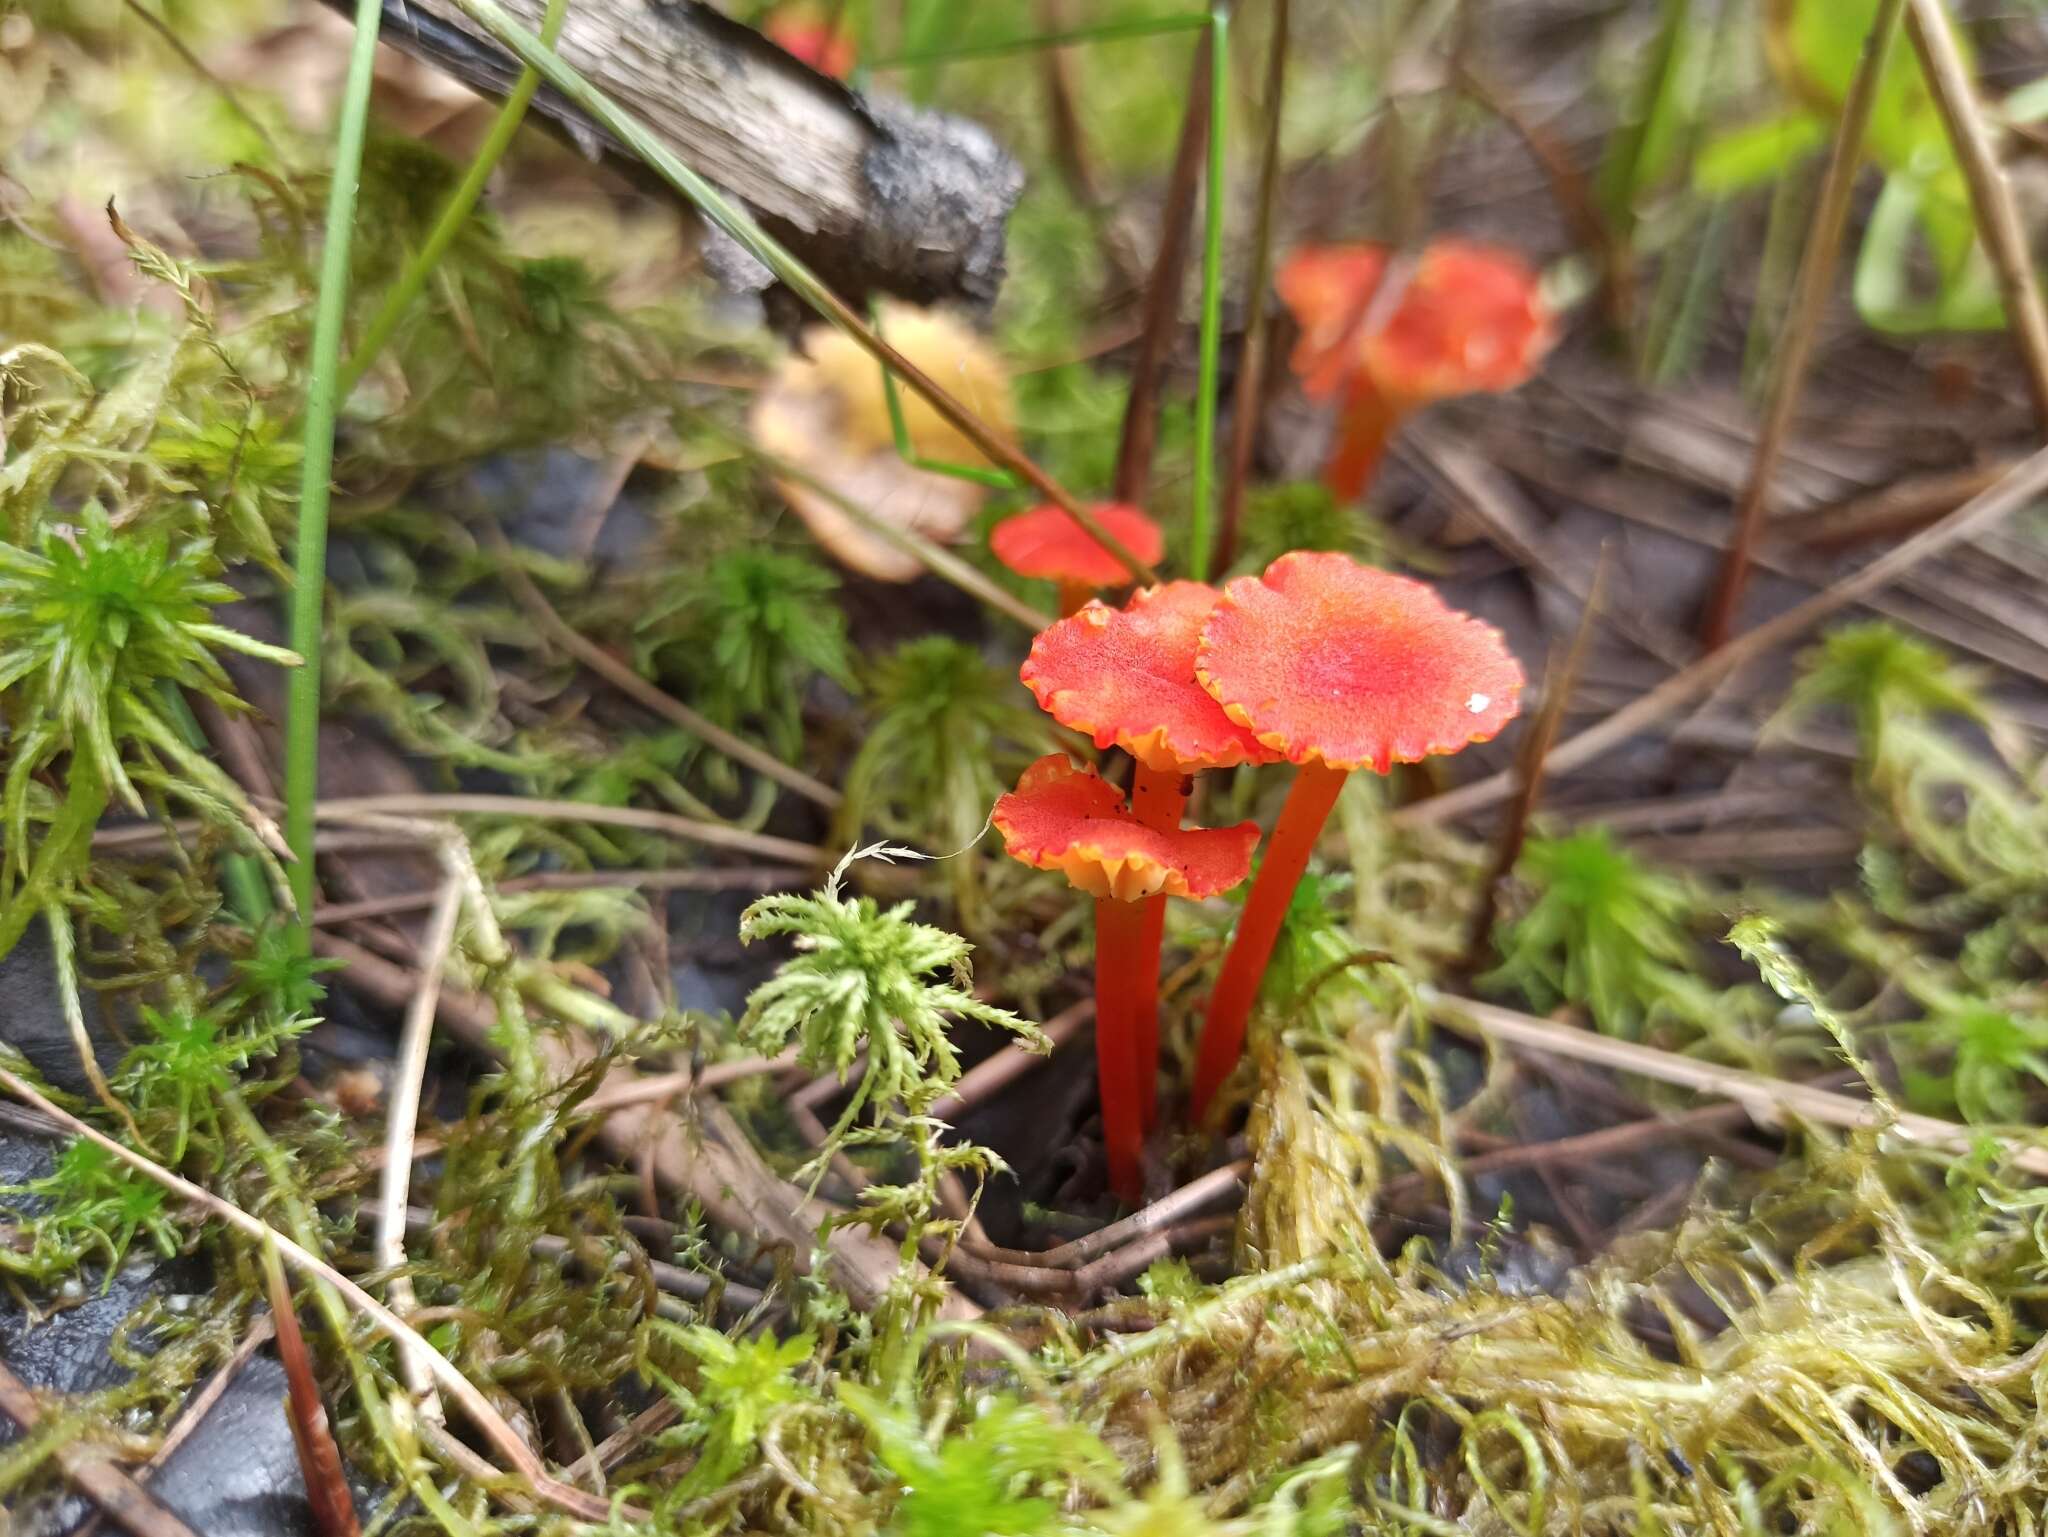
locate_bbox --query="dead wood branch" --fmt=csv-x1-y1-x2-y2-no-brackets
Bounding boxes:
340,0,1022,307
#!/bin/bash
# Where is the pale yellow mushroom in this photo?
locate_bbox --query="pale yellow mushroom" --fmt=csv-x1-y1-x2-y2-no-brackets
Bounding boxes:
748,303,1012,582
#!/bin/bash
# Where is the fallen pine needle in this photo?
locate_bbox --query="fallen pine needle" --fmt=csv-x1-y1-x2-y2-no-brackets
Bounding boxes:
1427,989,2048,1178
0,1063,647,1525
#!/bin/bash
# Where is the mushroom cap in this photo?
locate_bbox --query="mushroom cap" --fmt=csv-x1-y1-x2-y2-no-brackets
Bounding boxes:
1279,240,1553,407
1196,551,1524,773
1278,244,1391,400
989,502,1165,589
749,386,983,582
748,303,1012,582
803,304,1012,464
1022,582,1282,773
991,754,1259,902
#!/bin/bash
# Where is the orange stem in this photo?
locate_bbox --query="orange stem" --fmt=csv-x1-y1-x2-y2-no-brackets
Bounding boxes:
1323,373,1405,505
1094,895,1149,1201
1190,757,1351,1118
1057,579,1093,616
1127,762,1191,1130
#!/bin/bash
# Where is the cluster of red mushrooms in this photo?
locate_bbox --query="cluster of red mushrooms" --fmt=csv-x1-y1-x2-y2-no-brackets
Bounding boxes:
978,239,1553,1199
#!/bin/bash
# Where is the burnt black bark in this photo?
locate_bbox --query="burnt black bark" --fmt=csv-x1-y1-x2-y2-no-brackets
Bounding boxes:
333,0,1023,308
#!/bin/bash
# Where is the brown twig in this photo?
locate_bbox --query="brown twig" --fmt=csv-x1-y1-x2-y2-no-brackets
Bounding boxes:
310,865,810,926
1559,785,1818,834
1506,1095,1602,1251
1425,990,2048,1178
299,792,826,866
927,997,1092,1121
1502,448,2048,685
484,523,843,811
960,1157,1251,1270
1111,23,1214,508
560,1399,681,1487
574,1049,803,1115
263,1246,362,1537
1634,823,1865,872
1784,459,2019,552
792,1050,870,1111
1454,58,1632,334
1697,0,1907,651
563,433,651,562
0,1064,637,1525
1402,442,2048,828
1411,429,1690,671
1513,1043,1821,1177
1458,1098,1755,1180
1214,0,1291,575
0,1359,201,1537
372,865,464,1412
1461,547,1610,972
1905,0,2048,434
1069,1213,1236,1298
1616,1174,1699,1236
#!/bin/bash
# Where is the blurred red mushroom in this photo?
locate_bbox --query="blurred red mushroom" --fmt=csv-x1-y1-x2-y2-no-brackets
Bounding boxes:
1278,240,1553,503
1021,582,1278,1124
990,501,1165,616
1188,551,1523,1115
993,753,1257,1198
764,7,856,79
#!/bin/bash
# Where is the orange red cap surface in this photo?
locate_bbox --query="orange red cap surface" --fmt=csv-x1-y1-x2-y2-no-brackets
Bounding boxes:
1279,240,1553,407
991,755,1259,902
1022,582,1282,773
989,502,1165,589
1196,551,1524,773
1277,245,1391,401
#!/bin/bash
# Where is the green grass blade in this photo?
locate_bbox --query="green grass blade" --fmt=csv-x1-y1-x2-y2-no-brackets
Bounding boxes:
284,0,385,942
1187,3,1230,581
875,300,1025,490
337,0,569,398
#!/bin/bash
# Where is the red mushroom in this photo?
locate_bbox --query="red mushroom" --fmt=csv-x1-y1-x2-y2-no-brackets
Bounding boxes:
990,502,1166,617
993,753,1257,1198
1278,240,1553,503
1188,551,1524,1116
764,7,856,78
1020,582,1279,1124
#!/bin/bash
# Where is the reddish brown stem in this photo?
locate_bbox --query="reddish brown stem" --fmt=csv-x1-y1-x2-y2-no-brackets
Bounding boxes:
1111,24,1214,508
1127,762,1191,1130
1191,757,1350,1118
1094,895,1150,1201
1057,578,1093,617
1696,0,1905,651
1214,0,1291,577
1325,373,1405,504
